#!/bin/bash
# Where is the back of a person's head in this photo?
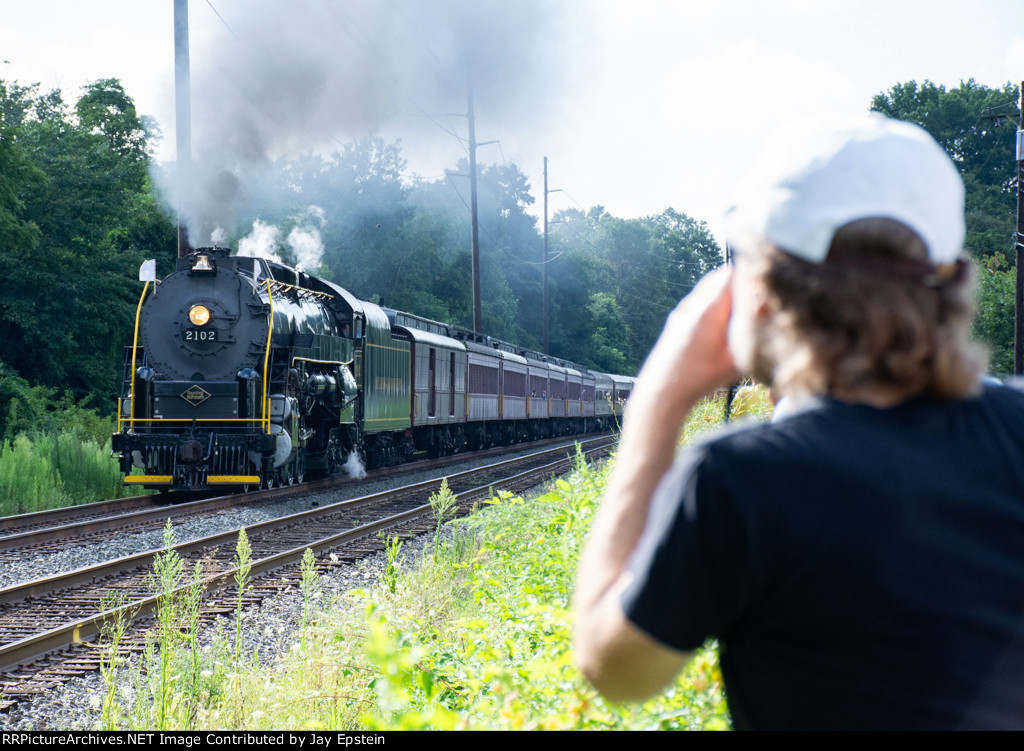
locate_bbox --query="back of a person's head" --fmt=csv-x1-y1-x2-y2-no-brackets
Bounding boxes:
728,115,986,400
756,218,984,399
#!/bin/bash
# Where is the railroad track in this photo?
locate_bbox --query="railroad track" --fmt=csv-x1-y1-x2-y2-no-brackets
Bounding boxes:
0,436,614,709
0,434,606,556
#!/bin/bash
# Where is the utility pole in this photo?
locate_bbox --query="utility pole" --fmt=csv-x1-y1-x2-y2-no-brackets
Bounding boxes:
447,67,496,334
467,68,482,333
542,157,562,355
543,157,549,354
174,0,192,258
981,84,1024,375
1017,83,1024,376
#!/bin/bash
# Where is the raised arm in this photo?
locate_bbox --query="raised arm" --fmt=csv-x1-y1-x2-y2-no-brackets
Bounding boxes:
573,267,738,702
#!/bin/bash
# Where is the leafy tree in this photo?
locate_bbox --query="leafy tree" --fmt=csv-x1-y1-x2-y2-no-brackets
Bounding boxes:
584,292,630,374
0,78,174,411
973,263,1015,375
76,78,153,164
0,82,43,263
546,207,722,372
871,79,1018,262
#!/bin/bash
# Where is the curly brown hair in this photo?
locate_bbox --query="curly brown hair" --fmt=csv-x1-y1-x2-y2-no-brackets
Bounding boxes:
750,218,986,401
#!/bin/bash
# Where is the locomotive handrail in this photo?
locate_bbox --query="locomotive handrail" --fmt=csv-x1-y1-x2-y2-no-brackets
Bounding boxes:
262,278,274,433
125,280,151,432
118,417,266,423
290,356,353,368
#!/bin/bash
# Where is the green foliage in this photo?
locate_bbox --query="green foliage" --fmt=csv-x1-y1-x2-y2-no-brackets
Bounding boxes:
871,80,1018,200
0,434,70,513
973,265,1015,375
150,521,185,729
75,79,152,163
0,430,126,515
377,533,403,596
359,440,730,730
101,528,245,730
0,366,132,515
98,592,132,731
428,477,457,549
0,76,175,413
0,81,43,262
0,361,115,444
300,548,321,650
545,206,723,372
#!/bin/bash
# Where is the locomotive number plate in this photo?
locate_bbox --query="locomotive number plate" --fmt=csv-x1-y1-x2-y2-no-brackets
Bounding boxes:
183,328,218,342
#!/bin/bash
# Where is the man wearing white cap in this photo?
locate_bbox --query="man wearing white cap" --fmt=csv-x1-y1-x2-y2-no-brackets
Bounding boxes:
574,114,1024,729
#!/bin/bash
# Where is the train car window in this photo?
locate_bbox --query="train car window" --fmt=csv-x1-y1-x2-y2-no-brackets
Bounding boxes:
469,363,499,395
552,379,565,399
504,370,526,397
429,348,436,417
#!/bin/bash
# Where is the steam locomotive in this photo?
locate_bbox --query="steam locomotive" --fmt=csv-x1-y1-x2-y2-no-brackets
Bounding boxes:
112,247,635,490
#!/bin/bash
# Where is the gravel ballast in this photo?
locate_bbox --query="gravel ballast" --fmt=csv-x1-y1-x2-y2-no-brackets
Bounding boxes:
0,443,581,730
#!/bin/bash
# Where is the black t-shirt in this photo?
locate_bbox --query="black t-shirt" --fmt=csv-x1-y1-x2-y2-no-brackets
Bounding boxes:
621,384,1024,730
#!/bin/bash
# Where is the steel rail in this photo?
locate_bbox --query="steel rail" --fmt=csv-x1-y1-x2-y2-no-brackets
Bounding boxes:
0,434,611,550
0,438,613,673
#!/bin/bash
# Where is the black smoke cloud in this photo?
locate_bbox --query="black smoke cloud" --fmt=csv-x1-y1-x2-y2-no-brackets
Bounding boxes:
166,0,578,244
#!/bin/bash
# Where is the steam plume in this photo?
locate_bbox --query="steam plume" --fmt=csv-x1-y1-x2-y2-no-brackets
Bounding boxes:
162,0,574,244
235,205,326,272
344,450,368,480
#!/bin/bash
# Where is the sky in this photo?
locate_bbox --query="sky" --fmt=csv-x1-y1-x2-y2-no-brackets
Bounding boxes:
2,0,1023,244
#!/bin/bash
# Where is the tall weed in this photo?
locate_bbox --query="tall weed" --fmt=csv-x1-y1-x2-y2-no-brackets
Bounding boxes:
0,430,130,516
0,435,69,513
150,522,185,729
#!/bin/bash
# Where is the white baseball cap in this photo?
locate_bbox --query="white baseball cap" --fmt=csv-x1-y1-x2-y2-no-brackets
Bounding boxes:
727,113,965,265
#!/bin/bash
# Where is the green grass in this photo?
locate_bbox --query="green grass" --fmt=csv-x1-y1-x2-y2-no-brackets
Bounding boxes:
355,443,730,730
92,392,768,730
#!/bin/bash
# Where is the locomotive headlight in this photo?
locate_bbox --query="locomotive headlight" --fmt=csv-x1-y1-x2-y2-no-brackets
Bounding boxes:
188,305,212,326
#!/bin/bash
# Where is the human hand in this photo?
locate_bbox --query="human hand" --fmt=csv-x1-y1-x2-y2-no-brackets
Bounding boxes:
628,266,738,423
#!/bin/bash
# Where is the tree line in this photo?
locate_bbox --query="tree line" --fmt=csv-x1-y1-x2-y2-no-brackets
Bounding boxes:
0,75,1018,441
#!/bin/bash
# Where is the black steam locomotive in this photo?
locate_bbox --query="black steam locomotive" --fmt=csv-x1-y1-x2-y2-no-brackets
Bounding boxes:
113,247,634,491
